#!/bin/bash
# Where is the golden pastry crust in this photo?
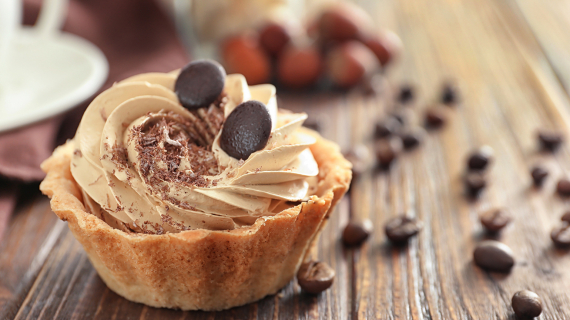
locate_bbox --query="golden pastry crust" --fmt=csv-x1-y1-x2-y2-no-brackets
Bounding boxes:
40,130,351,311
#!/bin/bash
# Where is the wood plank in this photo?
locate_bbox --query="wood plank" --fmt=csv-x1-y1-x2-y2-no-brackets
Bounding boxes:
352,0,570,319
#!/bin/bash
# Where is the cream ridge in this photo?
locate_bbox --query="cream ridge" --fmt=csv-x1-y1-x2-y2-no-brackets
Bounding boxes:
70,71,319,234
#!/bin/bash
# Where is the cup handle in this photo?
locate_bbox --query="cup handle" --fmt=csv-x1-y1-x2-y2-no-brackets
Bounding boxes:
35,0,69,37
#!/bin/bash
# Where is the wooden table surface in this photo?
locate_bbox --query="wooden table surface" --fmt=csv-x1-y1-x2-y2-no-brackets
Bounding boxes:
3,0,570,319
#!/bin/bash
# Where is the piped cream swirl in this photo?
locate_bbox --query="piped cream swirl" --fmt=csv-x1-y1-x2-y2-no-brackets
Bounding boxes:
70,72,318,233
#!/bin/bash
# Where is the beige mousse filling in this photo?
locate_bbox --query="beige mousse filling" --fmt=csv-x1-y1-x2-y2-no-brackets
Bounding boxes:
70,72,319,234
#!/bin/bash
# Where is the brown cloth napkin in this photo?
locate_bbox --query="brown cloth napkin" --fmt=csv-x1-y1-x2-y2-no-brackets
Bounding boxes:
0,0,189,239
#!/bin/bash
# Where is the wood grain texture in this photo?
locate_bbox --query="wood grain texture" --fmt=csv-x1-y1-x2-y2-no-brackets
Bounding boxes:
3,0,570,318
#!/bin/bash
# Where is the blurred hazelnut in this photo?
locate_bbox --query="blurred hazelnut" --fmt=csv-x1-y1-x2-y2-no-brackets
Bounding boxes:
277,45,323,88
326,41,379,89
259,22,292,57
221,34,271,85
360,30,403,66
318,2,373,42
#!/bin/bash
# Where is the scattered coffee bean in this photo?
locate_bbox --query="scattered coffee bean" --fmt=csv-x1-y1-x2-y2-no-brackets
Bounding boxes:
561,211,570,223
530,165,548,187
385,215,422,244
424,107,447,129
512,290,543,319
467,146,494,171
375,137,402,169
374,118,401,139
464,172,487,198
441,82,460,105
220,100,272,160
401,127,426,149
397,84,414,104
303,119,321,133
538,130,564,152
556,179,570,197
344,144,371,181
342,219,373,246
175,60,226,110
297,260,335,294
551,222,570,247
473,240,515,272
480,209,511,232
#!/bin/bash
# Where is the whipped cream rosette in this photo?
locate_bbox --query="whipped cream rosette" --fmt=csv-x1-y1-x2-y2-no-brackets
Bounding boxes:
70,65,319,234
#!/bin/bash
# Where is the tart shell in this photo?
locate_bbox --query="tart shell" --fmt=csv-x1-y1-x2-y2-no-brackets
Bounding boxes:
40,130,351,311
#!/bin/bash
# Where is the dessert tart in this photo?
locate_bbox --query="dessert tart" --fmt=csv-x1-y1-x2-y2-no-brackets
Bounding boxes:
40,60,351,311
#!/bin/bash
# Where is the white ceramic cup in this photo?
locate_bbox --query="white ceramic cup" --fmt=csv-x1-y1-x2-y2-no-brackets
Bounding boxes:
0,0,68,100
0,0,21,70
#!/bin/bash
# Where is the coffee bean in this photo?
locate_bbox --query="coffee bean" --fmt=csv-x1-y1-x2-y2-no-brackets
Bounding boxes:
538,130,564,152
344,144,371,181
297,260,335,294
530,165,548,187
512,290,543,319
220,100,272,160
441,82,460,105
342,219,373,246
175,60,226,110
464,172,487,198
473,240,515,272
374,118,401,139
480,209,511,232
467,146,494,171
375,137,402,169
400,127,426,150
561,211,570,223
551,222,570,247
385,215,422,244
303,119,321,133
556,179,570,197
397,84,414,104
424,107,447,129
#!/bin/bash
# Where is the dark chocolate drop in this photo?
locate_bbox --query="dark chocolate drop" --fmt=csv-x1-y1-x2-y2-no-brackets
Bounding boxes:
220,100,272,160
175,60,226,110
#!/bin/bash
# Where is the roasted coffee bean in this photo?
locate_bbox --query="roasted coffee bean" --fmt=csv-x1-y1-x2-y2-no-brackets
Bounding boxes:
397,84,414,104
561,211,570,223
467,146,494,171
342,219,373,246
424,107,446,129
556,179,570,197
480,209,511,232
538,130,564,152
297,260,335,294
220,100,272,160
473,240,515,272
551,222,570,247
464,172,487,198
530,165,548,187
384,215,422,244
512,290,543,319
441,82,460,105
175,60,226,110
400,127,426,150
344,144,371,181
303,119,321,132
375,137,402,169
374,118,401,139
